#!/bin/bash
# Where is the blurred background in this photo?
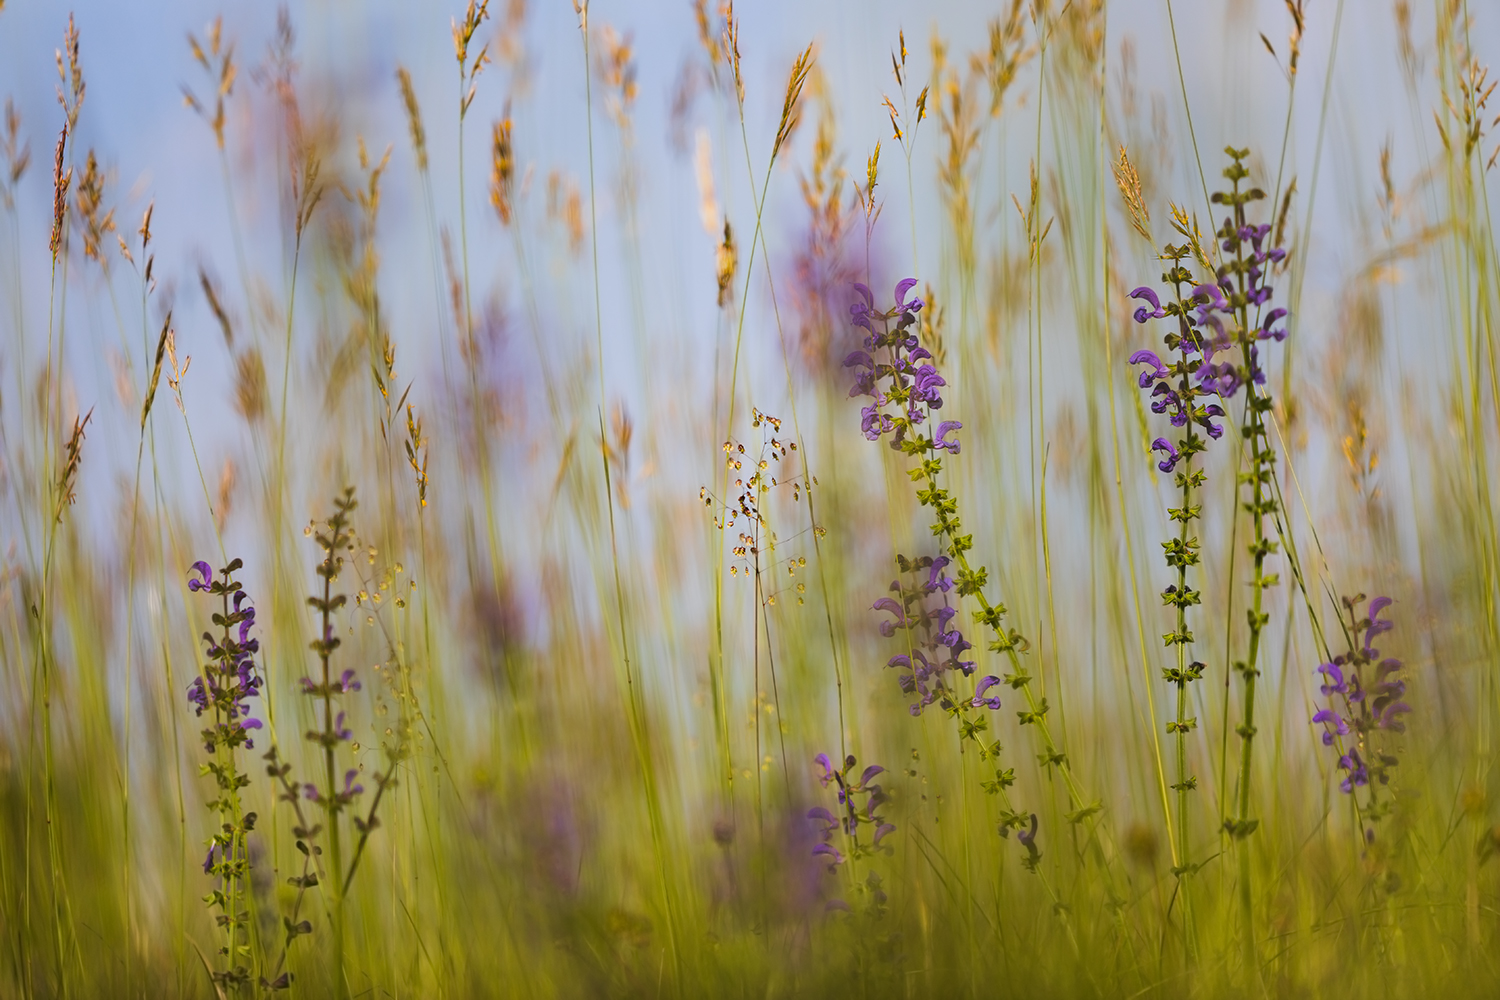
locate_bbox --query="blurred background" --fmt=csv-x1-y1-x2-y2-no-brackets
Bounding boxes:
0,0,1497,996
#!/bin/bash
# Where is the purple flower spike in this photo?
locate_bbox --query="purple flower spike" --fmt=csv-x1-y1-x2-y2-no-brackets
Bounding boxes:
188,561,213,592
1151,437,1181,473
1129,286,1166,323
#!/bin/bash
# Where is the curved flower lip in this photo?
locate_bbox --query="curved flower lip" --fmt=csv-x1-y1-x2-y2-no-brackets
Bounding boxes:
806,806,837,825
842,350,873,370
852,282,874,310
1150,436,1180,473
934,420,962,455
188,561,213,591
1192,282,1228,309
1364,596,1395,652
872,822,897,847
1377,701,1412,731
972,674,1003,709
894,277,924,313
859,765,885,786
1316,662,1347,696
872,597,907,637
812,843,844,863
1312,708,1348,745
1129,349,1168,387
1129,286,1165,323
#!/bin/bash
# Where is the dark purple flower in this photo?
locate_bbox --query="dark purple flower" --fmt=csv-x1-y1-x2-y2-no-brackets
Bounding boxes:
814,753,836,786
338,669,361,693
894,277,923,313
1129,287,1166,324
1337,749,1369,793
872,597,908,637
1317,663,1347,697
343,769,364,797
972,675,1002,710
934,421,962,455
1312,708,1348,746
1151,437,1181,473
1129,349,1169,388
911,364,946,407
1364,597,1394,654
926,556,952,593
188,561,213,592
861,403,893,442
1258,307,1288,341
187,676,209,715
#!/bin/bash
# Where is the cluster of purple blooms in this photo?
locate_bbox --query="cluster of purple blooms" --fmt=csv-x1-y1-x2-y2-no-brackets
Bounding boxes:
808,753,895,875
187,559,264,753
844,278,961,456
1312,596,1412,794
1127,221,1288,473
873,554,1002,717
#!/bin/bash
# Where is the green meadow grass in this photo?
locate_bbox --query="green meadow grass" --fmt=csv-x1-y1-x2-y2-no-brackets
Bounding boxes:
1,1,1499,997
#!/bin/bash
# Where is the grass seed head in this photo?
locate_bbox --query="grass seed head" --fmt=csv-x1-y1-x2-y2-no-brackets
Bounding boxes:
490,115,514,226
396,66,428,173
1112,145,1151,244
49,124,70,264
